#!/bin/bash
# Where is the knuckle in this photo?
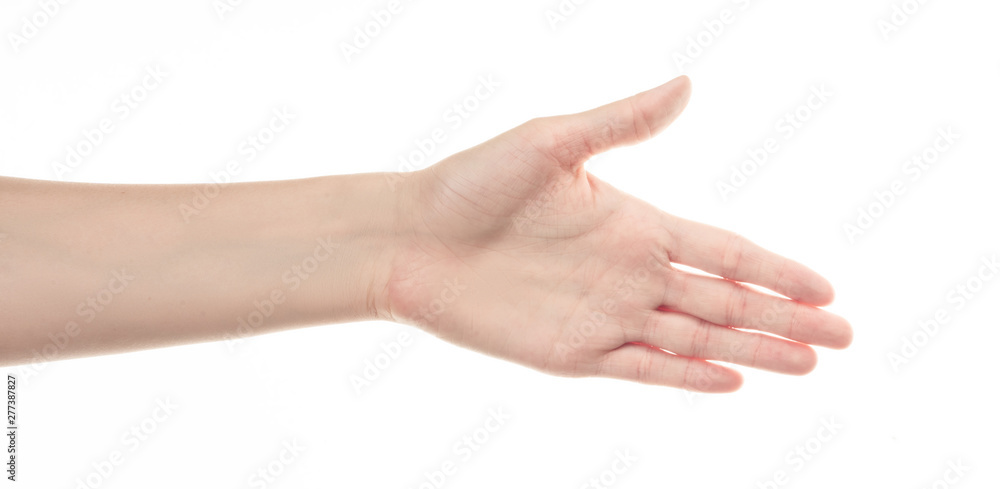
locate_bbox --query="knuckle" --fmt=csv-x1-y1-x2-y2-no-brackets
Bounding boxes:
748,335,765,368
516,117,557,152
634,349,657,383
721,233,748,276
637,309,658,342
726,285,750,325
682,359,703,391
687,319,713,359
784,301,802,340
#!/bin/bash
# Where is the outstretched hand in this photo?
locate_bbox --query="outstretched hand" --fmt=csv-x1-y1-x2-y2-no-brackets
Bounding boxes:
384,76,851,392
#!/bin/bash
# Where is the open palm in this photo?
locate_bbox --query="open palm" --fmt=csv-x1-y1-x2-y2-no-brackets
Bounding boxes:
385,76,851,392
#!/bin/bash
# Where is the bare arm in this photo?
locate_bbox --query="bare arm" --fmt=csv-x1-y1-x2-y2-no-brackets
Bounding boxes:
0,76,851,391
0,174,398,363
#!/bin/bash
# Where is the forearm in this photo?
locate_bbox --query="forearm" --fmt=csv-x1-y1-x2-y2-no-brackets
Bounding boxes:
0,174,400,366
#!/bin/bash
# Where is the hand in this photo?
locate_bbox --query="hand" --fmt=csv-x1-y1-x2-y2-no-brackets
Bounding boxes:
384,76,852,392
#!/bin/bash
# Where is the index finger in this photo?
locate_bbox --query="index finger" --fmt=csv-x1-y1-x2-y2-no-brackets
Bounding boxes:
664,215,835,306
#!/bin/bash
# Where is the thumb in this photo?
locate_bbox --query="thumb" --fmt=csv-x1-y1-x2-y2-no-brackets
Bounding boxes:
535,75,692,168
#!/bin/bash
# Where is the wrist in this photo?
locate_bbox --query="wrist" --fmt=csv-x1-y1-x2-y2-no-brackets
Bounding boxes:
306,172,406,323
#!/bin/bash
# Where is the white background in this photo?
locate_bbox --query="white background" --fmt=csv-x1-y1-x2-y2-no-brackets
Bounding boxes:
2,0,999,487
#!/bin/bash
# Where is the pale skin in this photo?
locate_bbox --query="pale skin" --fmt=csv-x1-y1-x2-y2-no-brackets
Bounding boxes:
0,76,851,392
